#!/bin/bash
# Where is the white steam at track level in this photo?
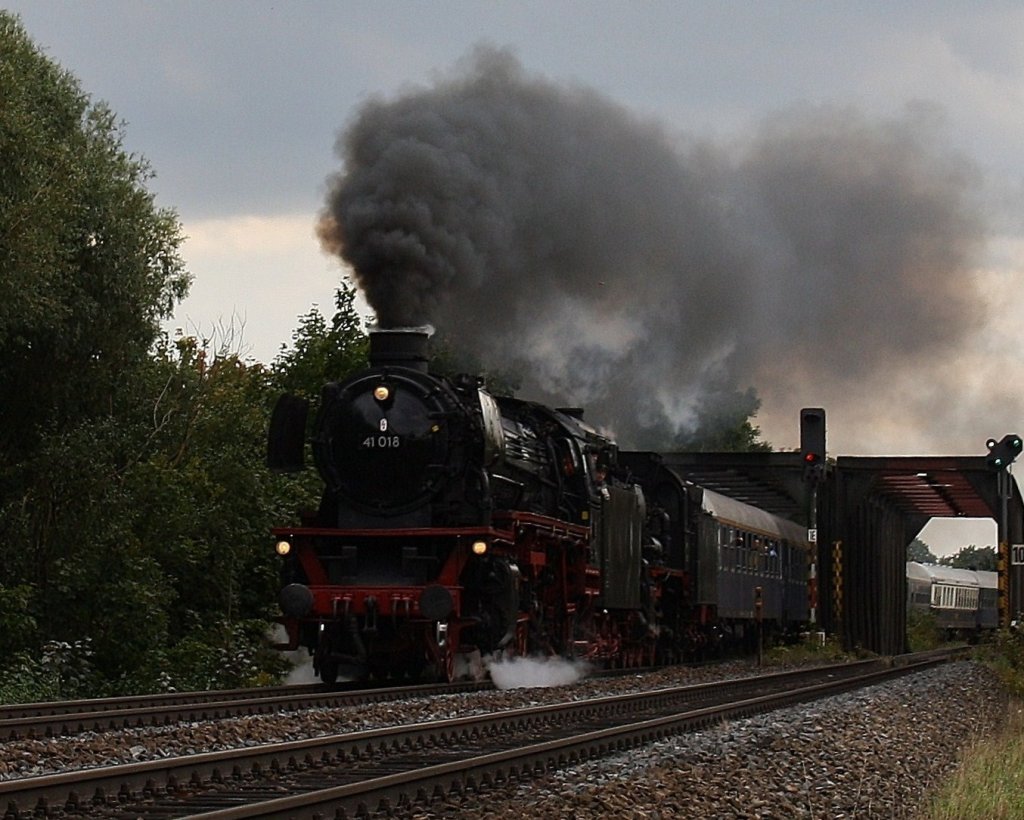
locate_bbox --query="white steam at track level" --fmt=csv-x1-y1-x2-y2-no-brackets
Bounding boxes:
486,656,592,690
319,45,988,450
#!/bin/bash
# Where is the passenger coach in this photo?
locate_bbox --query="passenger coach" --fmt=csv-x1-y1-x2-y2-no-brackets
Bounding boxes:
906,561,998,636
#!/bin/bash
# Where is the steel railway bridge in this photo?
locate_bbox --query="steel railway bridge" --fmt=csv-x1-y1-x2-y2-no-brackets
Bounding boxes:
652,437,1023,655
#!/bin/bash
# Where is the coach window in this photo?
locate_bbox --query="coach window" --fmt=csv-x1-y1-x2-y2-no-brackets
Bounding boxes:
766,539,779,576
738,532,749,571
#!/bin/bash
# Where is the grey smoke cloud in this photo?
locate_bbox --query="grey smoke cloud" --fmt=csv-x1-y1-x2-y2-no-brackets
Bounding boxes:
319,46,987,448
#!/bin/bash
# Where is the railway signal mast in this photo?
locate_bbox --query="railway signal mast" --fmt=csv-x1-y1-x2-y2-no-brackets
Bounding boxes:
800,409,826,626
986,434,1022,626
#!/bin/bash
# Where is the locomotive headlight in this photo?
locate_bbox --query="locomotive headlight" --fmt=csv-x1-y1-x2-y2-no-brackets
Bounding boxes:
472,540,488,556
275,539,292,556
373,385,390,402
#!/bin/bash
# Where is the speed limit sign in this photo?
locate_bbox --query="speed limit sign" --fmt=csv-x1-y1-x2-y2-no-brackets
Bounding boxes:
1012,544,1024,565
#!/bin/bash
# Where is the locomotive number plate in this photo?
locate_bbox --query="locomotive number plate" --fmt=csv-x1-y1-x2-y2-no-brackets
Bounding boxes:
362,435,401,448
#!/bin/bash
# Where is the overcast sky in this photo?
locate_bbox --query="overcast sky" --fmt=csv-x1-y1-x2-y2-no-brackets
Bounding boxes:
8,1,1023,554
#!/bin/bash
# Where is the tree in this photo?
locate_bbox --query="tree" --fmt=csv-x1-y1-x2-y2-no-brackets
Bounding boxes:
940,545,997,571
656,387,772,452
907,538,938,564
0,13,189,461
271,283,369,400
0,13,191,692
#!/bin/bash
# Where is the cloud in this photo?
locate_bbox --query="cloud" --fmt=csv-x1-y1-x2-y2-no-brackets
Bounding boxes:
166,214,362,362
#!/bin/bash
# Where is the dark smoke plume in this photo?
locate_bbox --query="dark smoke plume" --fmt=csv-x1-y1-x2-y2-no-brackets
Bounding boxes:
319,46,987,449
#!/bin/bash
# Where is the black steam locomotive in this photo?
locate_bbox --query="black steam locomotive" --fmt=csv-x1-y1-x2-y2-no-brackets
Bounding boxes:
269,328,811,683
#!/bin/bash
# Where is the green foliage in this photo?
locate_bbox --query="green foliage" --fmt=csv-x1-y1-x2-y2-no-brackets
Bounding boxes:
940,544,997,571
271,283,369,399
979,628,1024,700
0,585,38,658
905,607,942,651
634,386,772,452
0,16,370,700
160,619,291,692
0,12,189,462
907,537,938,564
925,631,1024,819
925,705,1024,820
762,633,851,666
0,639,98,703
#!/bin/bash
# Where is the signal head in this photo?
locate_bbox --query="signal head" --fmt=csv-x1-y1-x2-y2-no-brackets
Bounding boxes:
799,407,826,481
985,433,1023,471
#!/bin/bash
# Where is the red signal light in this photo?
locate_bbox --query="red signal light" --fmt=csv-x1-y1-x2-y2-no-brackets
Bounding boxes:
800,408,826,482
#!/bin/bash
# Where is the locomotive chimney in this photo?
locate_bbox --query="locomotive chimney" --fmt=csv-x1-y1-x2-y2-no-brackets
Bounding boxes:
368,326,433,373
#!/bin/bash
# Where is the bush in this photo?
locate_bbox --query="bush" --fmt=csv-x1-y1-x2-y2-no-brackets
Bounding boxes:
763,633,851,666
978,627,1024,700
905,607,942,651
162,620,289,692
0,639,99,703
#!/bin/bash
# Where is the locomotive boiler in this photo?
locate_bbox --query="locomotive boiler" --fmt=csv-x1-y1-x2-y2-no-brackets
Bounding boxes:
268,328,812,683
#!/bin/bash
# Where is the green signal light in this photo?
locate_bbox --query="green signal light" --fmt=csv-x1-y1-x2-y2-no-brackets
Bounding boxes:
986,433,1023,471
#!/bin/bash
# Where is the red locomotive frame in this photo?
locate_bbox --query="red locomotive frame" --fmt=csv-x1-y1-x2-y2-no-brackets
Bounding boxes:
274,509,683,682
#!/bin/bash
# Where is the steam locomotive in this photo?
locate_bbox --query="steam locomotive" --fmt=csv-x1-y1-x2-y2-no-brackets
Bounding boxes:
268,328,812,683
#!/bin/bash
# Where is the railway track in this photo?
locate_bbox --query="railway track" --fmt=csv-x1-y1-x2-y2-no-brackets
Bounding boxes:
0,651,959,818
0,679,493,740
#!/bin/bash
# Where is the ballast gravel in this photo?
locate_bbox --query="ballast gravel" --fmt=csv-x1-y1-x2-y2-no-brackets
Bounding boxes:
0,659,1007,819
418,661,1007,819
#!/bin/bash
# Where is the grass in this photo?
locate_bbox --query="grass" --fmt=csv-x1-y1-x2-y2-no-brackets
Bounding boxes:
923,629,1024,819
923,702,1024,819
761,632,867,667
